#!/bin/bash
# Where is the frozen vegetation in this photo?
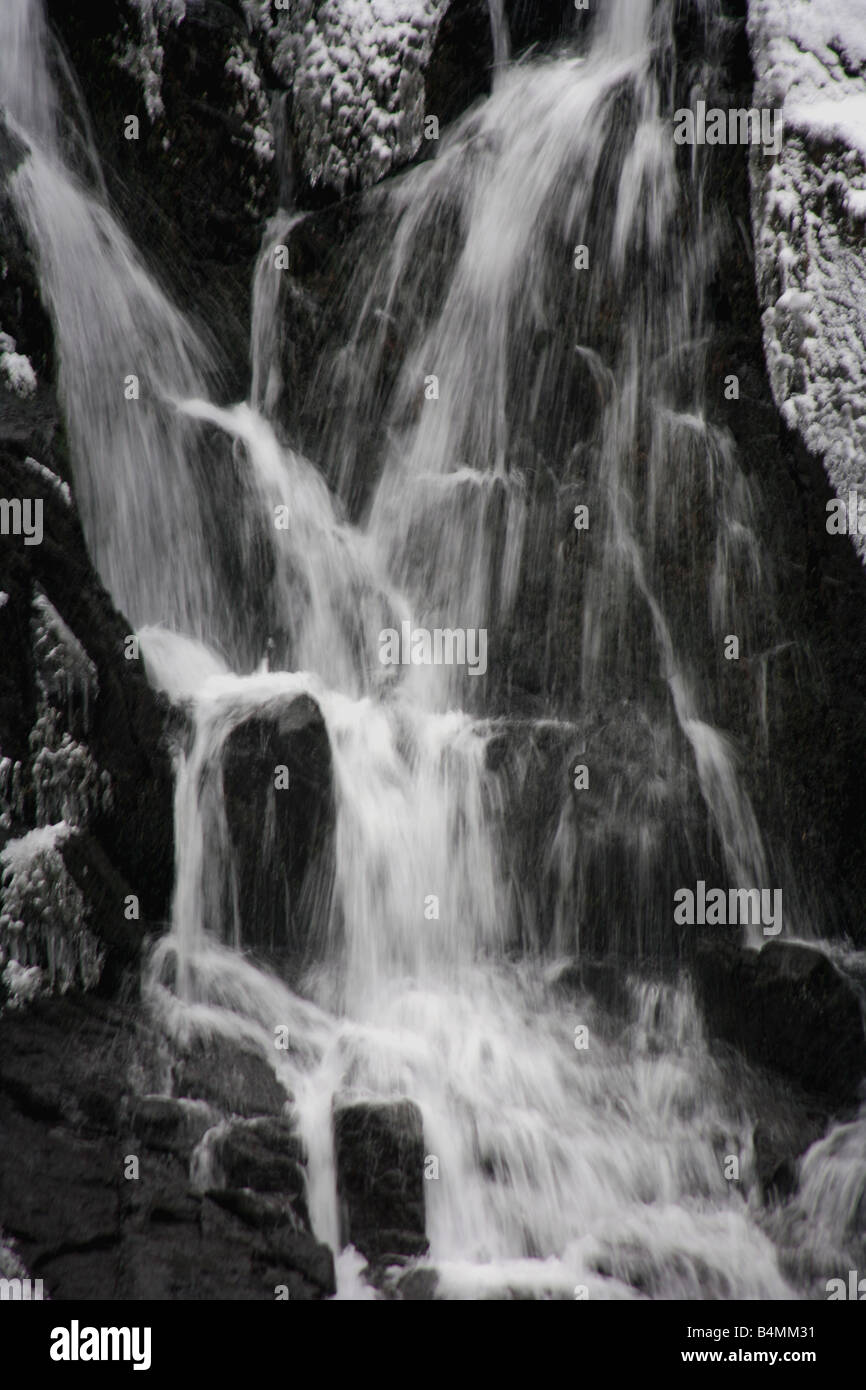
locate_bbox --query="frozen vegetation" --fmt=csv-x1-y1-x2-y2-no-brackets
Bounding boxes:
749,0,866,557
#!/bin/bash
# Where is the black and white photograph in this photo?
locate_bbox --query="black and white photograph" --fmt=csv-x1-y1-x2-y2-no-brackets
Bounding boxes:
0,0,865,1353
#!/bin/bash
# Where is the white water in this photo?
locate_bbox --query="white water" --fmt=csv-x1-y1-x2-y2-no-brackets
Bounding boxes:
3,0,855,1299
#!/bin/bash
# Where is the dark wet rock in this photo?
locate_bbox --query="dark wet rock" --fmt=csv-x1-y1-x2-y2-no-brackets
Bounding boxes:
172,1033,289,1118
752,1115,824,1203
334,1098,427,1260
423,0,493,134
130,1094,217,1157
209,1191,336,1296
0,995,334,1299
486,714,709,959
0,996,130,1133
221,693,334,959
263,1226,336,1297
208,1187,305,1234
212,1116,307,1206
0,442,175,990
424,0,578,139
553,956,635,1022
395,1265,439,1300
693,940,866,1107
511,0,579,46
58,831,147,991
591,1242,736,1300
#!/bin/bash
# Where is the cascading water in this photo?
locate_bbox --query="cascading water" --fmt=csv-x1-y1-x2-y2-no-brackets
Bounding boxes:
3,0,863,1299
0,0,222,645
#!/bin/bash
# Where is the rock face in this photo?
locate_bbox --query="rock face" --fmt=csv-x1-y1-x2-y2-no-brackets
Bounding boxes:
748,0,866,560
0,126,177,984
752,1114,825,1202
487,716,711,960
0,996,335,1300
212,1117,307,1207
267,0,866,960
0,439,175,1005
131,1094,218,1156
220,694,334,959
334,1099,428,1260
172,1033,290,1118
693,940,866,1106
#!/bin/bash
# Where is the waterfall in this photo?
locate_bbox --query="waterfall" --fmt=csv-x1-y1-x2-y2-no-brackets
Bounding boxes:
486,0,511,81
3,0,856,1299
0,0,220,646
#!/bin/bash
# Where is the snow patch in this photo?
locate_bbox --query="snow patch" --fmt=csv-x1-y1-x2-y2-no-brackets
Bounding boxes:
0,821,104,1001
22,455,71,508
116,0,187,124
242,0,449,193
32,592,99,725
0,328,36,398
748,0,866,560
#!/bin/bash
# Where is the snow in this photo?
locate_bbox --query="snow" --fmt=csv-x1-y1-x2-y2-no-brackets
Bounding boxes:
29,706,107,826
0,1229,31,1279
242,0,449,193
32,592,98,720
748,0,866,560
787,95,866,160
224,39,274,220
115,0,187,124
1,960,43,1009
0,821,70,872
0,821,104,1000
22,455,71,507
0,329,36,398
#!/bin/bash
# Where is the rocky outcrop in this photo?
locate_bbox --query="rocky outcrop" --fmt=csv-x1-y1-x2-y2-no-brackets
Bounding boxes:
172,1032,290,1117
334,1098,428,1260
211,1116,307,1207
0,439,175,1005
748,0,866,560
221,693,334,959
693,939,866,1107
675,0,866,949
131,1094,218,1156
752,1113,826,1201
0,996,335,1299
487,715,711,959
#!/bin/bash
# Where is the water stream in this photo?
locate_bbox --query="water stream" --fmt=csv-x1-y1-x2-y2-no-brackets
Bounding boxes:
3,0,864,1300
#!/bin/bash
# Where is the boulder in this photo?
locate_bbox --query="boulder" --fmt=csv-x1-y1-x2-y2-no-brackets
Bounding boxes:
212,1116,306,1203
0,995,336,1299
220,694,334,959
0,445,176,949
263,1227,337,1298
130,1095,217,1158
207,1187,304,1235
552,956,635,1024
334,1098,427,1260
693,940,866,1107
752,1116,824,1203
172,1033,289,1118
